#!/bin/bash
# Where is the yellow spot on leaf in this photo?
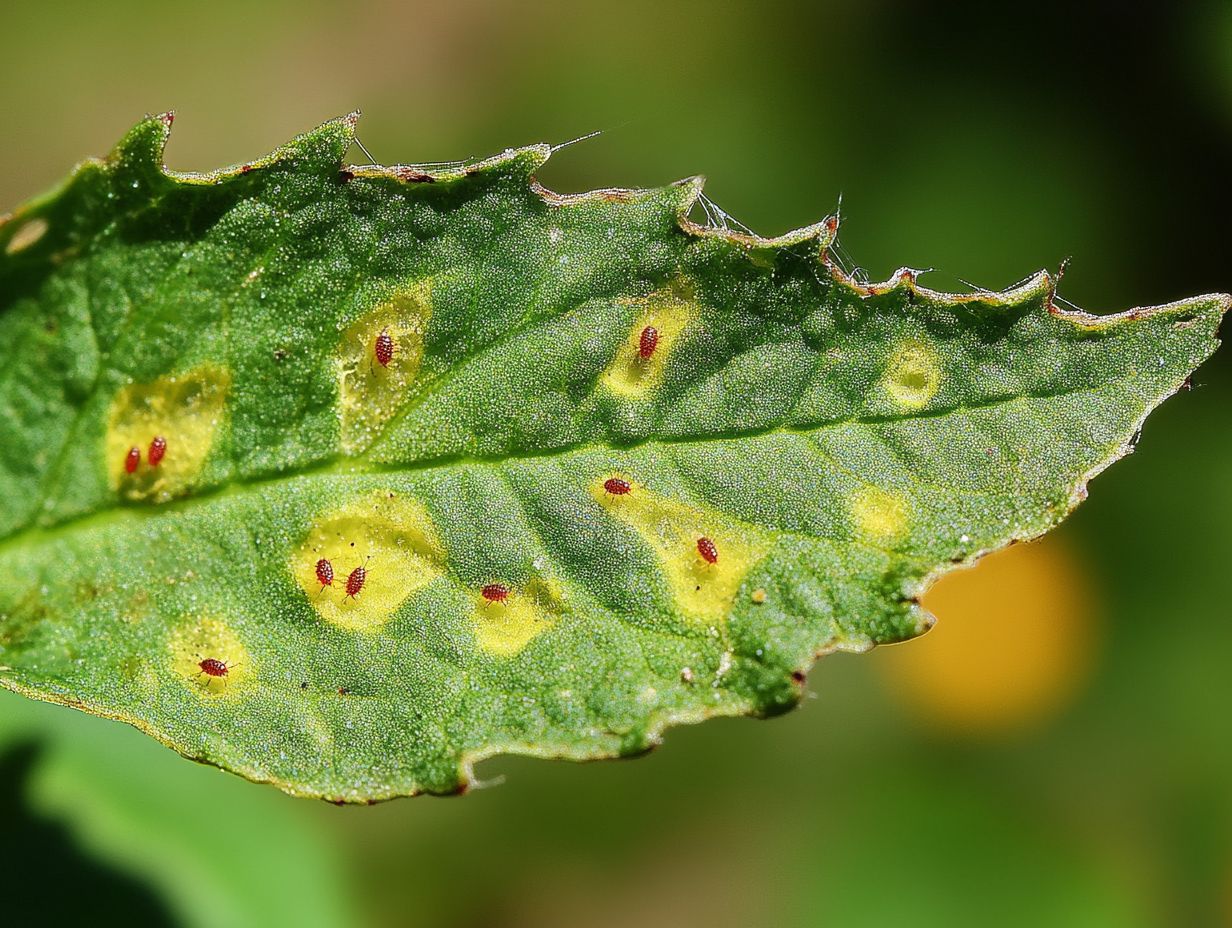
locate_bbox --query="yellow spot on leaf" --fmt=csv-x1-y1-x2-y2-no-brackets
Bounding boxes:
4,216,49,255
851,487,909,541
877,537,1098,734
882,340,941,409
291,490,446,632
590,477,768,625
168,617,252,698
106,365,230,502
472,578,562,657
336,281,432,453
600,284,696,398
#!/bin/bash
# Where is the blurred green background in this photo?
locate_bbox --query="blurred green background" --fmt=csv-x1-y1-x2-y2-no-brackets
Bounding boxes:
2,1,1230,925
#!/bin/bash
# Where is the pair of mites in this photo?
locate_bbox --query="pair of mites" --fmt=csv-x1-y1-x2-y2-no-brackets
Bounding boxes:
123,435,167,474
315,555,372,600
372,325,653,370
602,477,720,565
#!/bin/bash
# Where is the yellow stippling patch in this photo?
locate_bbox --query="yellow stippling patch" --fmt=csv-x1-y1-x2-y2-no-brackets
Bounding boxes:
291,490,446,632
882,340,941,409
851,487,910,541
472,578,563,657
168,616,252,697
590,476,768,625
336,280,432,453
599,285,697,398
106,365,230,502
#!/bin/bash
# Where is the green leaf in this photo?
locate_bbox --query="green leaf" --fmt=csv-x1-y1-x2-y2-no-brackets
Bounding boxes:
0,689,357,926
0,114,1224,801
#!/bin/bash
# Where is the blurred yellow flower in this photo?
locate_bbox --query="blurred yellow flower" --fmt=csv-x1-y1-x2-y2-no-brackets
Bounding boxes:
877,535,1099,734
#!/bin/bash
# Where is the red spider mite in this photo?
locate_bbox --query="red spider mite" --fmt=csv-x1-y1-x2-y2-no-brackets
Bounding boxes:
196,657,237,687
638,325,659,360
603,477,632,497
374,328,394,367
148,435,167,466
124,446,141,474
696,536,719,565
481,583,510,605
344,557,373,600
315,557,335,591
199,657,230,677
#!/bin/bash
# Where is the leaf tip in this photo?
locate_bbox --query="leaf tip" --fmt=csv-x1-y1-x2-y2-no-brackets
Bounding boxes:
285,113,360,171
108,111,175,173
474,143,552,180
673,173,706,210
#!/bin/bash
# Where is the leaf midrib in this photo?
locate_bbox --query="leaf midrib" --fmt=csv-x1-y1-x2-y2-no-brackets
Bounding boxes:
0,382,1105,556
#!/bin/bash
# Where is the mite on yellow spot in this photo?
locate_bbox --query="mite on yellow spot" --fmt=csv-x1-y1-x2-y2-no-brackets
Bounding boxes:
168,617,252,697
850,487,910,542
336,280,432,453
696,536,719,565
291,490,446,632
602,475,634,498
591,476,769,625
882,340,942,409
106,365,229,502
599,283,697,398
472,577,562,657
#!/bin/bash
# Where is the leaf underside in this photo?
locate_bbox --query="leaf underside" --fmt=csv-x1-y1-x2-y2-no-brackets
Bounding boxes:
0,114,1223,801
